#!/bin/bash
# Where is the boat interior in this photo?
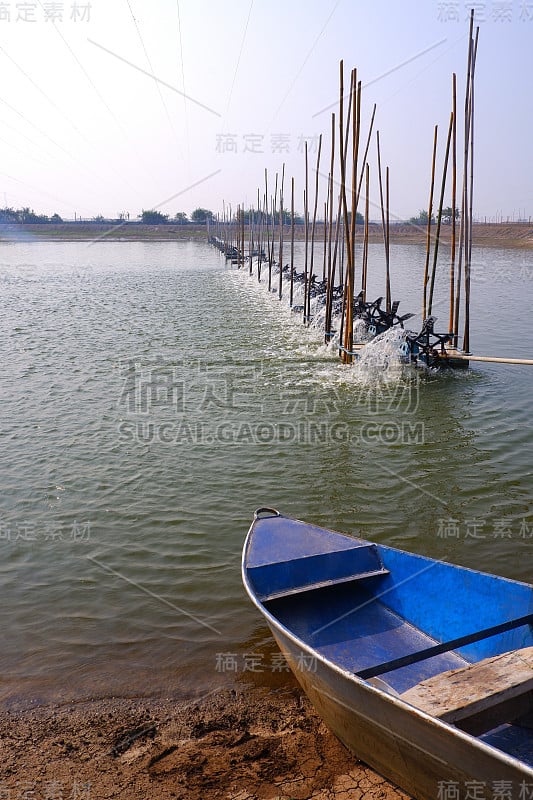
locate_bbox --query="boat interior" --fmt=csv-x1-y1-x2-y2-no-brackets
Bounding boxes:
246,515,533,766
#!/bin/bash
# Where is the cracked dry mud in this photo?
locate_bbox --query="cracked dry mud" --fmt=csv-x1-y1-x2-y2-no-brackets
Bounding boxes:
0,686,411,800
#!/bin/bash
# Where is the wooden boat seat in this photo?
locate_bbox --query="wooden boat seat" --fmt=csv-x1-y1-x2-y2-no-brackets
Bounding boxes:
400,647,533,736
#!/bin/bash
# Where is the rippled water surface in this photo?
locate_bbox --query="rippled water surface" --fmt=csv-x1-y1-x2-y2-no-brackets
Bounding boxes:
1,238,531,707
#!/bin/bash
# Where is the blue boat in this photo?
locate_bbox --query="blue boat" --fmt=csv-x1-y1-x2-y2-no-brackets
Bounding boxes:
242,509,533,800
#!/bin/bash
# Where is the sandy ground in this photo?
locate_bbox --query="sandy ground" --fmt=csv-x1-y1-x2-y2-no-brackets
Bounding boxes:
1,221,533,248
0,684,411,800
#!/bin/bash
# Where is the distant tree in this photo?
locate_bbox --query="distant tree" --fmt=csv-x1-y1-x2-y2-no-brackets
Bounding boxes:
346,211,365,225
442,206,460,224
239,209,305,225
21,207,49,223
280,209,307,225
93,215,105,223
141,209,169,224
0,207,20,223
1,206,60,223
409,209,435,225
190,207,214,224
174,211,188,224
50,213,63,223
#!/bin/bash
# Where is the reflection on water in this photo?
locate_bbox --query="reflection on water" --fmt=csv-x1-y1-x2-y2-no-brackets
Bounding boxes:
0,239,531,707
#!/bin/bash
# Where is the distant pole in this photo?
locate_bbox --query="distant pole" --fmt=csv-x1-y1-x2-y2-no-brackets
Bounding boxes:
428,111,453,316
249,204,254,275
324,112,336,343
256,187,261,277
449,73,457,335
241,204,245,268
303,142,309,324
322,199,328,282
362,162,370,301
377,131,391,313
356,103,376,206
327,111,335,282
268,172,278,292
278,164,285,300
339,66,356,363
308,133,322,322
290,176,295,307
386,166,390,312
464,26,479,354
423,125,438,321
455,11,475,350
262,193,268,281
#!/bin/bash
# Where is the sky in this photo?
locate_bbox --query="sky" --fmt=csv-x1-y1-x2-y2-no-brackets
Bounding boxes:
0,0,531,222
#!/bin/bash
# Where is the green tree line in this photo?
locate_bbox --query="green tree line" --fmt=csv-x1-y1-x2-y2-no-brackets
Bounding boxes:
409,207,460,225
0,207,217,225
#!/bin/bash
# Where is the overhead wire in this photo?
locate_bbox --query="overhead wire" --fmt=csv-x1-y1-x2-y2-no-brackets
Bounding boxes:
224,0,254,120
176,0,190,168
126,0,178,144
0,87,143,205
34,0,161,188
0,44,144,196
0,170,95,214
271,0,342,123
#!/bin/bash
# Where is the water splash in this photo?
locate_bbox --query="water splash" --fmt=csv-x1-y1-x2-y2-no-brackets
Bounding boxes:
354,327,406,372
228,260,421,385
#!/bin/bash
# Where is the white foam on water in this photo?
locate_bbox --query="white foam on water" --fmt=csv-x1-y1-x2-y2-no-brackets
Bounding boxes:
224,259,427,388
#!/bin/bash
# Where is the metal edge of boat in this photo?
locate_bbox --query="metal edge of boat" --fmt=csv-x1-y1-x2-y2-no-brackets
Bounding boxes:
241,510,533,800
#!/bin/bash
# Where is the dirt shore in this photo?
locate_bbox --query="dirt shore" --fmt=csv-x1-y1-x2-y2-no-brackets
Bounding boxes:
0,683,410,800
1,221,532,249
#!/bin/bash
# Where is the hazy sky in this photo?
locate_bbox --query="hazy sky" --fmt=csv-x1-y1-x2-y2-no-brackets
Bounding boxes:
0,0,531,221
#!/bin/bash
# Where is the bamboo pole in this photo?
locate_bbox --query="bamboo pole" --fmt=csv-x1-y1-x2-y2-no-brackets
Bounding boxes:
337,62,347,358
308,133,323,322
322,199,328,282
263,170,270,284
339,67,356,363
449,73,457,334
249,205,254,274
327,112,335,280
454,11,474,345
447,354,533,366
356,103,377,206
259,192,267,282
269,173,278,292
362,162,369,301
428,111,454,316
376,131,391,313
331,195,341,290
463,26,479,354
290,176,295,307
241,203,245,268
329,93,352,344
349,75,359,291
303,142,309,323
324,112,336,343
236,205,239,263
256,187,262,277
278,163,285,300
340,213,345,285
386,166,390,312
422,125,438,321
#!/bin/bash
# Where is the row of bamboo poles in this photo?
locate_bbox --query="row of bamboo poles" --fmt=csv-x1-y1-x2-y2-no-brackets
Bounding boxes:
209,11,479,362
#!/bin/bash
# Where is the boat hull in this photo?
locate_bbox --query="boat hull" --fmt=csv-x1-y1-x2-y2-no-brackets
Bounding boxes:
242,511,533,799
268,620,532,800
